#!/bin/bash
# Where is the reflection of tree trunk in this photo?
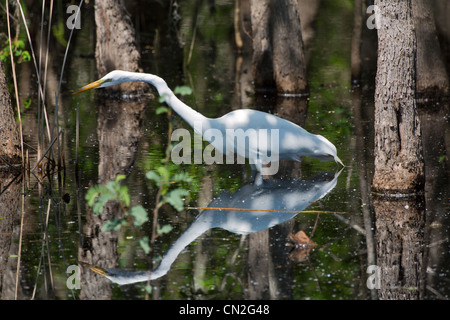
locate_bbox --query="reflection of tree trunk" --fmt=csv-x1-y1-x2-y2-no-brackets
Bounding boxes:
251,0,308,93
79,99,147,299
374,197,426,300
0,173,21,299
247,230,276,299
372,0,424,192
0,61,22,166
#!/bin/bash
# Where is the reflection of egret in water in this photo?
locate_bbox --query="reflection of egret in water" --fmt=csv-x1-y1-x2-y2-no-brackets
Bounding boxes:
81,169,342,285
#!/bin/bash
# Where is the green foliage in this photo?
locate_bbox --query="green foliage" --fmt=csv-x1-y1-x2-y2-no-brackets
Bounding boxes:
0,39,31,64
85,175,152,253
85,174,129,214
146,167,192,212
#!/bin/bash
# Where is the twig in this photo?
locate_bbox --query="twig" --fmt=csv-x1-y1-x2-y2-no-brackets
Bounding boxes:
15,175,25,299
16,0,51,142
32,129,64,171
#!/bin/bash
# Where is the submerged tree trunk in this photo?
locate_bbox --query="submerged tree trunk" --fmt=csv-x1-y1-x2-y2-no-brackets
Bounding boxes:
0,61,21,168
250,0,308,94
372,0,424,192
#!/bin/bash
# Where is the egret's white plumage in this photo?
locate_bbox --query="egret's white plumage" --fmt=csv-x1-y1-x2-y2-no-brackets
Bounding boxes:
74,70,344,184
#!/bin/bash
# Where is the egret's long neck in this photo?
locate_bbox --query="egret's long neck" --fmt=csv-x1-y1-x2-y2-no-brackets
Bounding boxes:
138,73,209,131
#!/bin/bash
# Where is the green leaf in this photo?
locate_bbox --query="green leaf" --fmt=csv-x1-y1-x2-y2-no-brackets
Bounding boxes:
21,50,30,62
129,205,149,226
156,166,170,186
93,193,113,214
171,172,193,183
146,170,161,186
156,106,169,114
157,224,173,235
115,174,126,183
101,218,126,231
85,186,100,206
139,236,151,254
164,188,189,212
119,185,130,207
174,86,192,96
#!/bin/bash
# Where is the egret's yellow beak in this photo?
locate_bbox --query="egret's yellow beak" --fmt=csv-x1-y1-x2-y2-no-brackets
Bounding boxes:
73,79,105,95
78,261,109,276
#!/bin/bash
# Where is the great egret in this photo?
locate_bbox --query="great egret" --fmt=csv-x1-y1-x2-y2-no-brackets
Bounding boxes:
74,70,344,183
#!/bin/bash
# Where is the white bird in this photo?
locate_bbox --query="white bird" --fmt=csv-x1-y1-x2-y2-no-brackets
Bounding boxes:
74,70,344,184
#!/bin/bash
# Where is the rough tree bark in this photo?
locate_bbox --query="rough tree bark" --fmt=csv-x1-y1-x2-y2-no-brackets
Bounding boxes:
250,0,308,94
371,0,424,192
94,0,144,92
413,0,449,98
0,61,22,168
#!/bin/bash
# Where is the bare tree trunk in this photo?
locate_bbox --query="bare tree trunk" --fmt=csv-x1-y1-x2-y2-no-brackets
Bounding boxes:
0,61,22,168
413,0,449,98
94,0,144,92
372,0,424,192
251,0,308,94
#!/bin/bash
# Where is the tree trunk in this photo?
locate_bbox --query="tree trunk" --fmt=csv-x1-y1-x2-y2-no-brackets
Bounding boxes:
94,0,144,92
413,0,449,98
0,61,22,168
79,0,147,299
251,0,308,94
371,0,424,192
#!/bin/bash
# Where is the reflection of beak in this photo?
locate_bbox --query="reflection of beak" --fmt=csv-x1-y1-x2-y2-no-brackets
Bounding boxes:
73,79,104,95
